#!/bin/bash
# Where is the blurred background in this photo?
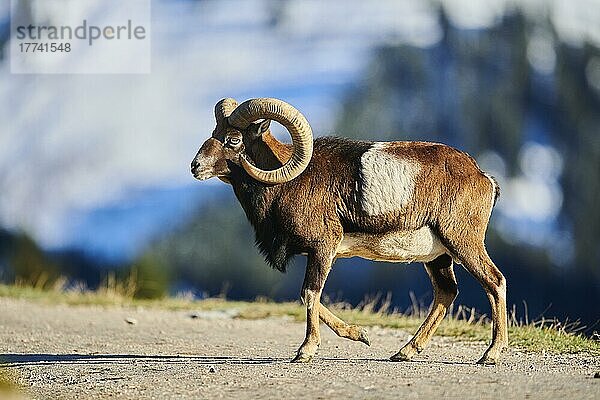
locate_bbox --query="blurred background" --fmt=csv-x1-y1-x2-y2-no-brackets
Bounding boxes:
0,0,599,329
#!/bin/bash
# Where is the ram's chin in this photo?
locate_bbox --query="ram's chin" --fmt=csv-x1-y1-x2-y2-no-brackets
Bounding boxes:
218,176,232,184
193,173,213,181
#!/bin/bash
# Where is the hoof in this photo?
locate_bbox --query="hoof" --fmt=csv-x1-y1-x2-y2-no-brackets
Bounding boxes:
390,351,413,362
476,354,498,365
291,353,314,363
358,328,371,347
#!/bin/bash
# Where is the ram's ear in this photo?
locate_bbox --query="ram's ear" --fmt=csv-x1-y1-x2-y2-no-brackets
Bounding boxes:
248,120,271,139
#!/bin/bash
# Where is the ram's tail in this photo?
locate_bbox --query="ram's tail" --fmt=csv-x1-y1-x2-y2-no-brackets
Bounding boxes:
484,173,501,207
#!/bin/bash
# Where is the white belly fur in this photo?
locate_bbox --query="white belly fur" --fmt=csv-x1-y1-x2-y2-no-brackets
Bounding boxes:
335,227,447,264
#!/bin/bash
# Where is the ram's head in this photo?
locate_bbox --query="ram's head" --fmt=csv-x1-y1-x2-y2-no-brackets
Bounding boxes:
191,98,313,184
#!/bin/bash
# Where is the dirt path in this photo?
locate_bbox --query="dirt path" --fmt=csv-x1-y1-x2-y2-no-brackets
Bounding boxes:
0,298,598,399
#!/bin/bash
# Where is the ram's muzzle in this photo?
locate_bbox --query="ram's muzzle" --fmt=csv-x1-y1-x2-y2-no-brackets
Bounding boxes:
191,138,230,180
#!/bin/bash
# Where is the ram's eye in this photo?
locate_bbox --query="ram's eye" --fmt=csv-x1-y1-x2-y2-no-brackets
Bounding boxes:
226,137,241,146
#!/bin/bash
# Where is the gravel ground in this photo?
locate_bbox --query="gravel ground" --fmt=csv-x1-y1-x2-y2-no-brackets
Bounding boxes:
0,297,599,399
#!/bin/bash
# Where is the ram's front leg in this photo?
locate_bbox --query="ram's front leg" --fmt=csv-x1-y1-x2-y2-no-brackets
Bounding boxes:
292,248,333,363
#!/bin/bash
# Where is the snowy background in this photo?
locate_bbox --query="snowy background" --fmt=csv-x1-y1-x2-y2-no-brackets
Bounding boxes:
1,0,599,325
2,0,598,259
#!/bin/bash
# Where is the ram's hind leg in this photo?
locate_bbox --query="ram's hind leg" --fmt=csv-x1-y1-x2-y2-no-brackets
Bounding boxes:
391,254,457,361
319,304,371,346
455,245,507,365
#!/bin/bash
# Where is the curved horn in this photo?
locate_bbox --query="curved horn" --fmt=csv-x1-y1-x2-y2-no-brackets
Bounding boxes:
228,98,313,184
214,98,238,123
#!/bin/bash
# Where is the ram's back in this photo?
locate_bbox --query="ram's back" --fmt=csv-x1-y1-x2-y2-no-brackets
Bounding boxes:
302,138,496,235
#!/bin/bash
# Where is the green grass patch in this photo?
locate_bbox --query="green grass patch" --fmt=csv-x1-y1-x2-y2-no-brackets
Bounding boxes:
1,283,598,356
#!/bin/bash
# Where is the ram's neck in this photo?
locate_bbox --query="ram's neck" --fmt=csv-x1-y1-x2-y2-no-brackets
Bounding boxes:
247,132,293,170
229,169,276,227
228,170,291,271
229,130,290,223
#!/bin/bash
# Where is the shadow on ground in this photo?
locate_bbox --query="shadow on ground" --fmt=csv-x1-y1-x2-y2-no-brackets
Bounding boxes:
0,354,285,367
0,354,474,367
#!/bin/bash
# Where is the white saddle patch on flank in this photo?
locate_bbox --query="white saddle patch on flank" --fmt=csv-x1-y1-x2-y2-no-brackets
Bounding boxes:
359,142,420,216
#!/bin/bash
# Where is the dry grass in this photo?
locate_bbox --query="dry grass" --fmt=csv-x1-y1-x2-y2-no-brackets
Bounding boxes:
0,283,598,356
0,368,24,400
